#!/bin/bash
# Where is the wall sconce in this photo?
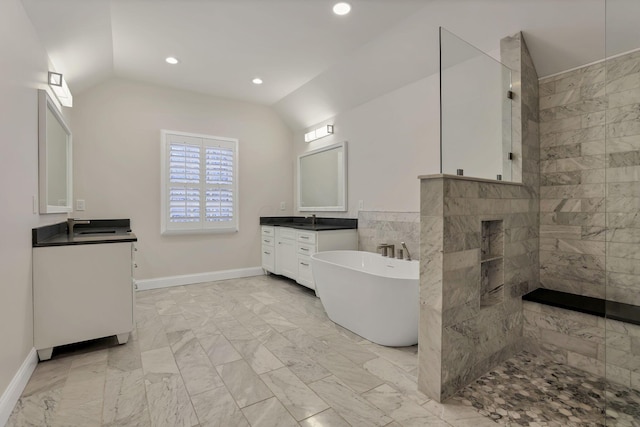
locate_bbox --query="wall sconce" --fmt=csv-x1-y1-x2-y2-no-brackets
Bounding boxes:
304,125,333,143
48,71,73,107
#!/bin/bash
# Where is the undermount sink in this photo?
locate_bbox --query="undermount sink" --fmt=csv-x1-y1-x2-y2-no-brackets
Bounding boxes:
76,230,117,235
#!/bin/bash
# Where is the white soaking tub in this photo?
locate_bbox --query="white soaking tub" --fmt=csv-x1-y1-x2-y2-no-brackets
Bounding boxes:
311,250,419,346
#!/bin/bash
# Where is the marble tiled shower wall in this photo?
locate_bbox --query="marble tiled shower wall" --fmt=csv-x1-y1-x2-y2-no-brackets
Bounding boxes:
357,211,420,260
538,50,640,305
523,301,640,390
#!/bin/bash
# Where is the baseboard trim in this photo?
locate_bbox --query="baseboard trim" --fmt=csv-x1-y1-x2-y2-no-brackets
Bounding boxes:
135,266,264,291
0,348,38,427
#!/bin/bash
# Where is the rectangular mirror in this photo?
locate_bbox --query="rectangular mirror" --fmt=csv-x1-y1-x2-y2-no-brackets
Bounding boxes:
38,89,72,214
298,141,347,212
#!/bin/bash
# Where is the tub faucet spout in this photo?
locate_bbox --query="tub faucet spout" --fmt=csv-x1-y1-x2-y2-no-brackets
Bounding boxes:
377,243,394,257
401,242,412,261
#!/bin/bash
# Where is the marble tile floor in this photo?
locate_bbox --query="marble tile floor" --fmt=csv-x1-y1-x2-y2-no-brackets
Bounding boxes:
452,351,640,427
7,274,497,427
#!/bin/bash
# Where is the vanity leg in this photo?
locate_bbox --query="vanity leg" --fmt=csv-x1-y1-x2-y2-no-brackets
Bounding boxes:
37,348,53,361
116,332,130,345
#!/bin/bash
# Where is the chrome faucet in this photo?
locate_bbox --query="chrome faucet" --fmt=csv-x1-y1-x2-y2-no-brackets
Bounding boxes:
376,243,395,257
401,242,412,261
68,218,90,236
307,214,317,227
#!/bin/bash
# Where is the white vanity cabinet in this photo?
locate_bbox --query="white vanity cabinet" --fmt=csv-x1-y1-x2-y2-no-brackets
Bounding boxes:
261,225,357,290
33,242,135,361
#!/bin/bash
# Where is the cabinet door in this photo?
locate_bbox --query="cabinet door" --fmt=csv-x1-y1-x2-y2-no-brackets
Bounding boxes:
275,237,297,279
297,256,314,289
262,245,275,272
33,242,133,350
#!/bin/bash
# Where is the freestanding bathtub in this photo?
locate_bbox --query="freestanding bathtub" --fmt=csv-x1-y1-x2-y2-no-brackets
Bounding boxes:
311,250,419,347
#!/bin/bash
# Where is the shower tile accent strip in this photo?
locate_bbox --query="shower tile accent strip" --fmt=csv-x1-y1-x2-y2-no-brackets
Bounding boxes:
538,49,640,306
357,211,419,260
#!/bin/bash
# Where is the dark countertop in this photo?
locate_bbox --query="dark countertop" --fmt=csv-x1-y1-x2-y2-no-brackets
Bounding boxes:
523,288,640,326
259,216,357,231
33,219,138,247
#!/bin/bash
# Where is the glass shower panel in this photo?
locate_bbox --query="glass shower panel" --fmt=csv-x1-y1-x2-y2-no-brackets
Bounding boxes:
440,27,512,181
605,0,640,424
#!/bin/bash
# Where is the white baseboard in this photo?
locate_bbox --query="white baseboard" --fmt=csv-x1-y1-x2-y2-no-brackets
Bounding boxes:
0,348,38,427
135,266,264,291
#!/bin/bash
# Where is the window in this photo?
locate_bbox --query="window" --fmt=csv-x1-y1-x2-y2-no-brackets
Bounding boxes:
161,130,238,234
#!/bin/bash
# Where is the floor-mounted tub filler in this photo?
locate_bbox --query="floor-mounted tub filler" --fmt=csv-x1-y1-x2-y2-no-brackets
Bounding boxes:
311,250,419,347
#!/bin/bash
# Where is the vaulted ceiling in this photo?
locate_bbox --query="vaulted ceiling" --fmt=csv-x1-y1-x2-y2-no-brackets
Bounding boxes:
21,0,640,129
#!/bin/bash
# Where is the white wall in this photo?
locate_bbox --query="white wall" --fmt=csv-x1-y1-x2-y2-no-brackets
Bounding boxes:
0,0,68,406
71,78,293,280
294,74,440,216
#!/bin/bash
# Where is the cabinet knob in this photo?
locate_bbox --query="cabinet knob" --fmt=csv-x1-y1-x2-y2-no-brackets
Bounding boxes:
134,263,138,268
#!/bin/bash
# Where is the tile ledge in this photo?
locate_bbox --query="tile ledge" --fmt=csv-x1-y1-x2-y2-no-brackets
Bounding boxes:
417,174,524,186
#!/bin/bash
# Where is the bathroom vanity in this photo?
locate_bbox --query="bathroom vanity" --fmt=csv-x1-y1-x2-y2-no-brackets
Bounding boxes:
32,219,137,361
260,217,357,290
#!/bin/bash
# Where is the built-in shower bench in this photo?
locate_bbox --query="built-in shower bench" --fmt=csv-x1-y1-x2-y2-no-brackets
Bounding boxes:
522,288,640,390
523,288,640,326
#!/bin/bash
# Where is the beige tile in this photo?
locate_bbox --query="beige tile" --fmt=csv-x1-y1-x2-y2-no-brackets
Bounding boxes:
102,367,149,425
260,367,329,421
241,397,298,427
309,376,392,426
190,386,248,427
363,384,444,425
216,359,273,408
298,408,350,427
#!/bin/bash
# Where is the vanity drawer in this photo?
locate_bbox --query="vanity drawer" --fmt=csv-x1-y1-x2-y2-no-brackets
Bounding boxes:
277,227,296,240
297,231,316,244
261,236,274,246
261,226,275,237
298,243,316,256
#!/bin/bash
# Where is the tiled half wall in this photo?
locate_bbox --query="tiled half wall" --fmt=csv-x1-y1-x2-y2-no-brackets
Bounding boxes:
419,177,539,401
538,50,640,305
357,211,420,260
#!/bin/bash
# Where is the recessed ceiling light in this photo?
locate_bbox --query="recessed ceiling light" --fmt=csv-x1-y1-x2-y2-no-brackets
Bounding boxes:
165,57,179,65
333,2,351,15
252,78,263,85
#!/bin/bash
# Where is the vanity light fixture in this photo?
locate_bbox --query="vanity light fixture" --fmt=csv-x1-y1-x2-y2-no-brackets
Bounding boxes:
252,77,263,85
165,56,179,65
47,71,73,107
48,72,62,86
333,2,351,15
304,125,334,143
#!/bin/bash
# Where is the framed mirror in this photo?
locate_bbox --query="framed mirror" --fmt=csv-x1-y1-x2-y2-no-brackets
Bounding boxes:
38,89,72,213
298,141,347,212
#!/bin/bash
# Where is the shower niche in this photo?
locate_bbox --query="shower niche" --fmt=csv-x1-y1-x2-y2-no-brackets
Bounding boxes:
480,219,504,308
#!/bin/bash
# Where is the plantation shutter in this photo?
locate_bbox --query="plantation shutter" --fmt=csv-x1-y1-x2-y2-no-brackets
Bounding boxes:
162,131,238,234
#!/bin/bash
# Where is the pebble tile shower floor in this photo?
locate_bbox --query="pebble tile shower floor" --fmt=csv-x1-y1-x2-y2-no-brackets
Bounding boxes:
7,274,640,426
452,351,640,427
